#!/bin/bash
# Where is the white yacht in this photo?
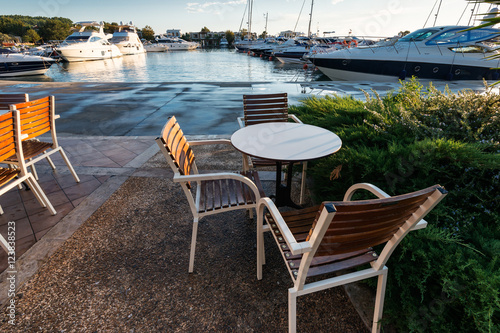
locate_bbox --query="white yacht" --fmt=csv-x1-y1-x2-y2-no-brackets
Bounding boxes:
308,25,500,81
155,35,199,51
110,23,146,55
0,49,55,77
143,41,169,52
55,21,122,62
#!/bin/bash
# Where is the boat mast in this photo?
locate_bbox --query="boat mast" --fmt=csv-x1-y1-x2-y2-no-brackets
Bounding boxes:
308,0,314,37
433,0,442,26
248,0,253,40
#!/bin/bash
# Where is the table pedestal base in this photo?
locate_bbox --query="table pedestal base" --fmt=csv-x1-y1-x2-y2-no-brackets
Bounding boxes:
273,161,302,209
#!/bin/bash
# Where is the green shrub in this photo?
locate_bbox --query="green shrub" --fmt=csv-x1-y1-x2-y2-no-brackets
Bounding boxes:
290,78,500,332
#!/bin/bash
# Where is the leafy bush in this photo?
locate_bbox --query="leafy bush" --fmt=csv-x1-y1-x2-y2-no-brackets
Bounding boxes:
290,78,500,332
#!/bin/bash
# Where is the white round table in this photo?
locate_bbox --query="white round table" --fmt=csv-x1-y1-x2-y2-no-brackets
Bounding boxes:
231,122,342,207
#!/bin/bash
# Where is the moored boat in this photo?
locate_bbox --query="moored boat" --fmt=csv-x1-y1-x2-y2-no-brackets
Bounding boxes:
308,25,500,81
155,35,199,51
110,23,146,55
55,21,122,62
0,49,55,77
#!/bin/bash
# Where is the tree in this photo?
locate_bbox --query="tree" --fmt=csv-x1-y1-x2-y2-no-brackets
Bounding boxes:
181,33,191,41
104,22,119,34
23,28,41,43
201,26,210,33
259,30,267,39
38,18,72,41
141,25,155,41
225,30,235,45
398,30,410,37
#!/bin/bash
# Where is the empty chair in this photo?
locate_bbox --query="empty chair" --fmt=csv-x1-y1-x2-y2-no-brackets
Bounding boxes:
156,116,265,273
5,96,79,183
256,183,447,333
238,93,307,204
0,110,56,217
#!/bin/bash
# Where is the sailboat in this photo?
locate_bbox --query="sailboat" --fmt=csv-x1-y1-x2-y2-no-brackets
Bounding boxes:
234,0,258,52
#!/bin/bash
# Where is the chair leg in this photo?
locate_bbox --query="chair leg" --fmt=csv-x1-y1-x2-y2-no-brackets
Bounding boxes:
257,212,264,280
30,161,39,181
0,204,3,215
372,268,388,333
59,148,80,183
299,162,307,205
25,176,56,215
188,217,199,273
288,288,298,333
44,152,56,170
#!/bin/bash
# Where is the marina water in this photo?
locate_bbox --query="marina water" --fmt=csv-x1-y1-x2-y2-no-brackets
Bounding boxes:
23,49,326,83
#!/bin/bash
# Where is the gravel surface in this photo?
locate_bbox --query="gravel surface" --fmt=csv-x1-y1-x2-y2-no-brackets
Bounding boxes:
0,146,368,332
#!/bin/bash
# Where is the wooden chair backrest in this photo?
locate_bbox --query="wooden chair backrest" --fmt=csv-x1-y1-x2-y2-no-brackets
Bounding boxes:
310,185,446,258
10,96,52,141
0,111,16,161
0,94,29,110
159,116,195,177
243,93,288,126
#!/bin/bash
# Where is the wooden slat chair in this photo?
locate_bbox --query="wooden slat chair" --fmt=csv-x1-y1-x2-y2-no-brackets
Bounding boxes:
0,93,29,110
238,93,307,204
256,183,448,333
0,110,56,217
5,96,80,183
156,116,266,273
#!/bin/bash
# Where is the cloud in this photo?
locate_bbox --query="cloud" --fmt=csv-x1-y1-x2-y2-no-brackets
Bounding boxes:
331,0,344,4
186,0,246,14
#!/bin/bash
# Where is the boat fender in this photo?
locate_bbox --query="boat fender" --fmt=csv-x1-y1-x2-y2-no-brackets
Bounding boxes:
269,56,273,61
399,70,407,80
493,72,500,80
446,72,453,81
303,64,308,70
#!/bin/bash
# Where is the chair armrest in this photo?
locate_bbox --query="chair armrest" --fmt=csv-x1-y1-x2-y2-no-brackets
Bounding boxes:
288,114,303,124
343,183,391,201
237,117,245,128
344,183,428,231
257,197,312,255
173,171,261,199
188,139,232,146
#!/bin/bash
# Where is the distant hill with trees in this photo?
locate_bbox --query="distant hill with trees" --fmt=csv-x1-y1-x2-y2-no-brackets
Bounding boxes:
0,15,73,43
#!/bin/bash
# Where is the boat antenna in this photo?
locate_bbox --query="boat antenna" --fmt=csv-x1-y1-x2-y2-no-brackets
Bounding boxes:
294,0,307,36
248,0,253,40
433,0,443,26
424,0,439,27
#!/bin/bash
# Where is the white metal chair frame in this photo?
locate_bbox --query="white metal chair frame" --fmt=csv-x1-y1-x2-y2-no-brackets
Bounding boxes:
156,117,264,273
8,96,80,183
256,183,447,333
0,110,56,216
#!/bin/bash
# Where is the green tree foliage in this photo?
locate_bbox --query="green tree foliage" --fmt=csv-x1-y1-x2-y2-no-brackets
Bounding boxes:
181,33,191,41
259,30,267,39
289,78,499,332
200,26,210,33
22,28,41,43
104,22,119,34
37,18,72,41
140,25,155,41
0,15,72,42
225,30,235,45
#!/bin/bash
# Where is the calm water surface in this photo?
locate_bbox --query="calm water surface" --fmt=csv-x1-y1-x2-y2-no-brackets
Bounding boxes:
30,48,325,83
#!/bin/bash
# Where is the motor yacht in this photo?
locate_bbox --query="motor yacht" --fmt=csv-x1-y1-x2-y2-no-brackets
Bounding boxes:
55,21,122,62
143,42,169,52
0,48,56,77
155,36,199,51
110,23,146,55
308,25,500,81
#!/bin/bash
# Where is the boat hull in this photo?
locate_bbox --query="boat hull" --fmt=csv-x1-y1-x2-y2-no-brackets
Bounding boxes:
0,55,55,77
56,45,122,62
311,57,500,81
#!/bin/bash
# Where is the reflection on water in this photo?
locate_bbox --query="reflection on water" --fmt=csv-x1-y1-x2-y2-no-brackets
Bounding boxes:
4,49,326,83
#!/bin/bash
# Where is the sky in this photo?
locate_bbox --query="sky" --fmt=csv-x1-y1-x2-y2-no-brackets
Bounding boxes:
1,0,496,37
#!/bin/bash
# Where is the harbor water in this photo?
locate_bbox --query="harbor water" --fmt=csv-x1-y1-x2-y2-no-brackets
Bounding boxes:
21,48,326,83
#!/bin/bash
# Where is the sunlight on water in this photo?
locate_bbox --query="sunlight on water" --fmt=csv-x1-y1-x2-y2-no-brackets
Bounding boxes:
41,49,325,83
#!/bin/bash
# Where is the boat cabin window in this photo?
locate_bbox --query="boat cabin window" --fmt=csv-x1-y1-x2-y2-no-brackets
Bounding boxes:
426,28,499,45
65,35,90,42
89,36,103,43
111,36,130,43
449,45,496,53
399,29,439,42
